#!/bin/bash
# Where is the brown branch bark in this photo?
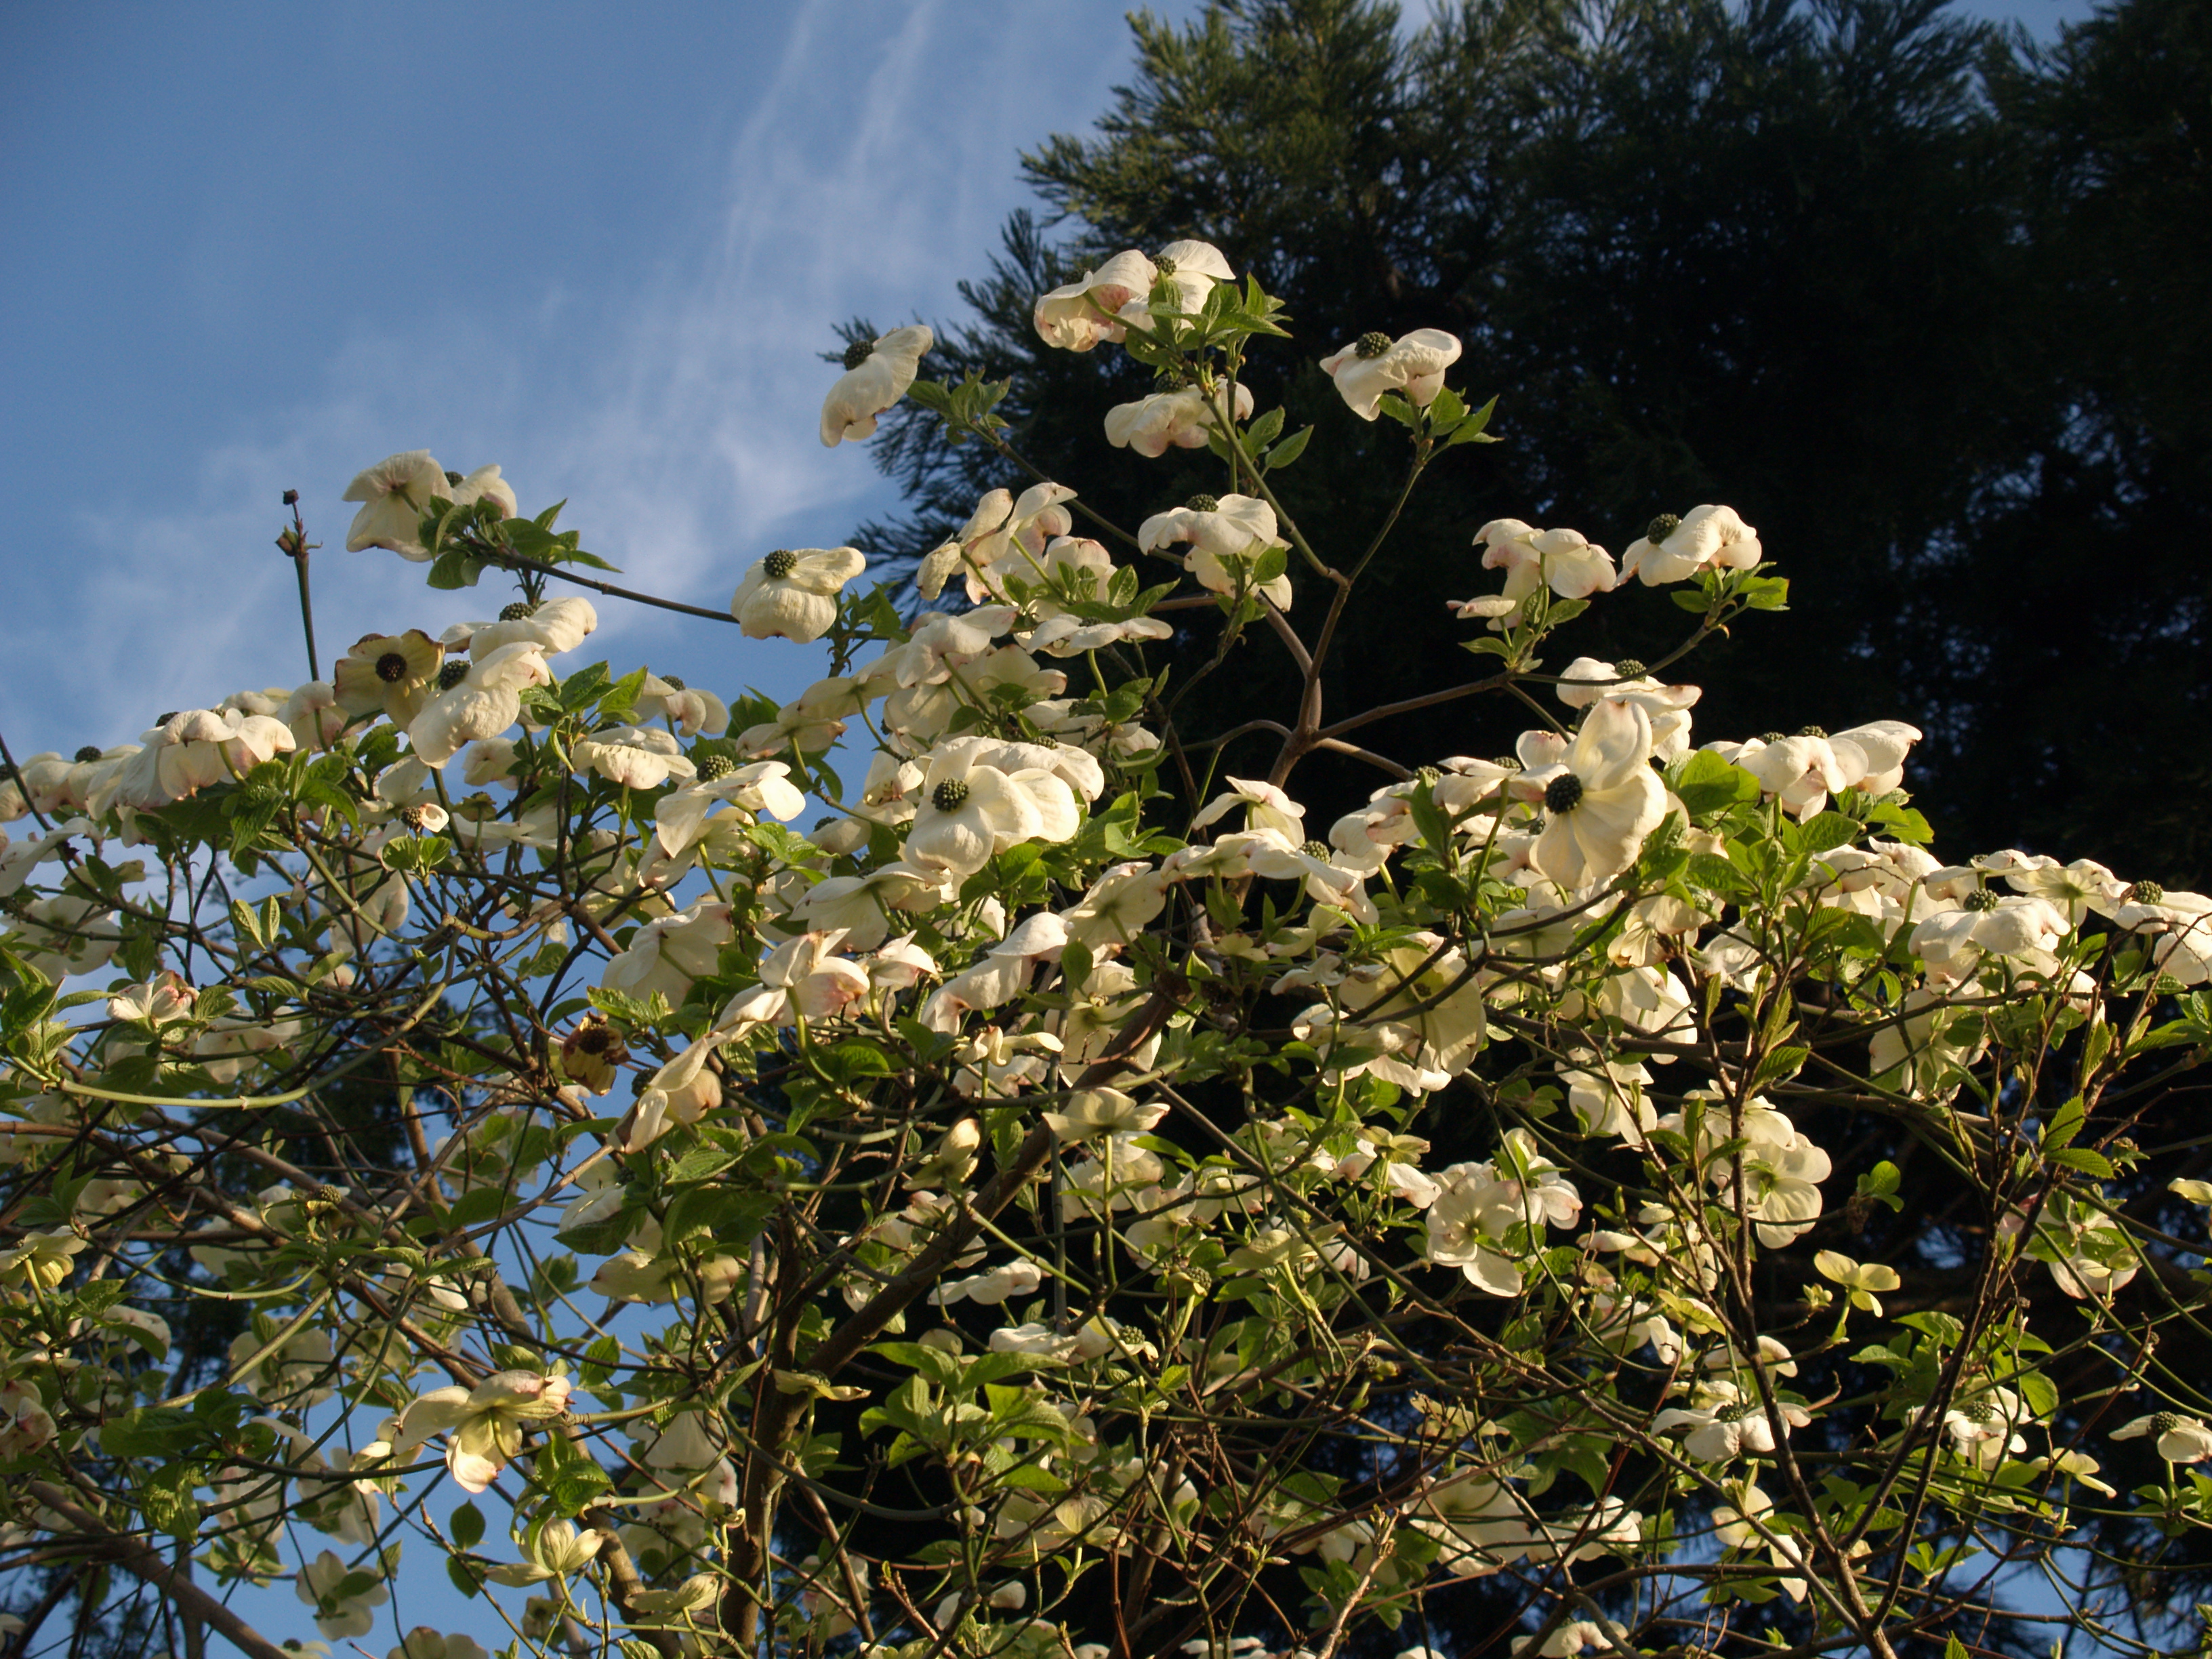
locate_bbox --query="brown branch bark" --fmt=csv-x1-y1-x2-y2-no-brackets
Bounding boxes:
21,1484,288,1659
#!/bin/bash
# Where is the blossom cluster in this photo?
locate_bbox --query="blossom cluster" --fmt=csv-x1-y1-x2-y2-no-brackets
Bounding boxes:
0,232,2207,1659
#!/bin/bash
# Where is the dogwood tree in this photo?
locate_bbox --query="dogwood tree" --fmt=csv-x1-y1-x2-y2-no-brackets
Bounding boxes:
3,238,2212,1659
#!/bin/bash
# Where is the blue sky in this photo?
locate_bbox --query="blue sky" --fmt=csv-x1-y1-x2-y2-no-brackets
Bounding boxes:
0,0,2095,1648
0,0,1212,764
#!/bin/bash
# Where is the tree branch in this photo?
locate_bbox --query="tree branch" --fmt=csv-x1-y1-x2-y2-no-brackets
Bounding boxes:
22,1484,289,1659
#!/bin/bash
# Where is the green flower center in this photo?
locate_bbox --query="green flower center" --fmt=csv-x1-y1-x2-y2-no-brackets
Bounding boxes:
1354,331,1393,359
1798,725,1828,739
443,470,465,487
842,338,874,371
660,674,686,691
763,549,799,579
2155,1411,2184,1434
376,651,410,683
1493,756,1522,772
697,755,735,782
438,661,470,691
74,745,102,763
1611,659,1646,678
1544,773,1584,814
1303,840,1333,861
499,601,533,621
1153,254,1178,276
1185,494,1220,514
1963,887,2000,913
932,779,970,813
155,712,178,728
2129,880,2165,905
1646,513,1682,544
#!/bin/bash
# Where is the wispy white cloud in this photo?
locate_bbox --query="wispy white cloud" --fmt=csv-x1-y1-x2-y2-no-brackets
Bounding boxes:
5,0,1181,757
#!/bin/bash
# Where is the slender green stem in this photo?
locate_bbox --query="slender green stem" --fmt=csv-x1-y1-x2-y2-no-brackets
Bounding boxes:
292,550,319,680
278,493,320,679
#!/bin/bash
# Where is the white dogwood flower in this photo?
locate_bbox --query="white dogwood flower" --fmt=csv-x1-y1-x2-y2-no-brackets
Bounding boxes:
731,546,867,642
1621,504,1763,586
445,464,516,519
342,450,449,558
1517,697,1664,890
297,1547,390,1638
333,630,445,726
2113,1412,2212,1463
408,642,552,766
1139,493,1293,608
821,324,934,446
1034,249,1160,350
904,738,1077,876
391,1370,573,1494
572,724,695,790
1478,520,1618,603
1319,328,1462,419
1105,382,1253,457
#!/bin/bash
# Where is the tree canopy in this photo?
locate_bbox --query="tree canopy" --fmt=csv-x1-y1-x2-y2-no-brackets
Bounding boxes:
861,0,2212,884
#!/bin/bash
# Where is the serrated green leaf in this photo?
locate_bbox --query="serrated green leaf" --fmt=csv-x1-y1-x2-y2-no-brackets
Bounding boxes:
2048,1145,2115,1179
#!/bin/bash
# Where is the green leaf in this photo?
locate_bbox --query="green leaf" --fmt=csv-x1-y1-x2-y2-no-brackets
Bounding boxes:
450,1501,485,1549
1799,811,1861,854
447,1555,483,1599
2045,1096,2087,1150
1750,1044,1809,1090
1740,575,1791,611
2048,1145,2116,1179
425,549,484,590
141,1464,201,1542
580,1334,621,1391
1264,425,1312,470
546,1462,612,1516
1408,781,1453,859
1670,750,1760,817
597,665,650,722
1374,390,1419,429
442,1185,510,1231
817,1040,893,1086
1858,1160,1904,1212
1685,851,1752,897
1868,798,1934,846
558,661,613,712
1443,393,1501,448
2015,1367,2059,1420
662,1187,779,1250
100,1405,203,1458
381,834,450,874
1059,939,1094,994
1898,1311,1964,1347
